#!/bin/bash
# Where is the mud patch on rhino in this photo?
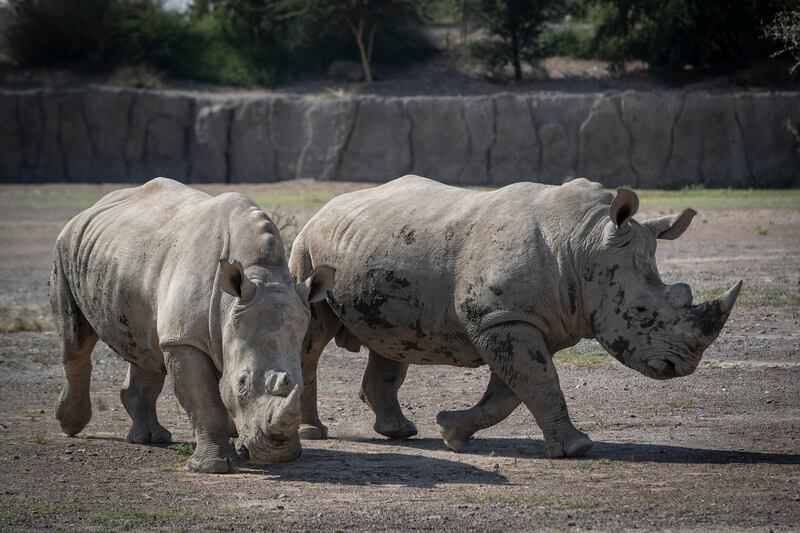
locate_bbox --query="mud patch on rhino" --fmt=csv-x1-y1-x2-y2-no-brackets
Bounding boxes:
383,269,411,288
609,337,631,359
397,226,416,245
567,283,577,315
352,291,393,329
692,301,728,339
529,349,547,366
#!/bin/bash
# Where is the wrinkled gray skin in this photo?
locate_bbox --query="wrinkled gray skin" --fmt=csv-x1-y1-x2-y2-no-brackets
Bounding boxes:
290,175,741,457
51,178,334,473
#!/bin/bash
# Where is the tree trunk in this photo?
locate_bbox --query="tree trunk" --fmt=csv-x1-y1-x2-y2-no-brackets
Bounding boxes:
347,17,373,83
460,0,468,44
511,30,522,80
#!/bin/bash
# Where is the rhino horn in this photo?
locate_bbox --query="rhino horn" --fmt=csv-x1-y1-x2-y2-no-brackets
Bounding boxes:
718,280,743,314
269,384,301,439
690,280,743,346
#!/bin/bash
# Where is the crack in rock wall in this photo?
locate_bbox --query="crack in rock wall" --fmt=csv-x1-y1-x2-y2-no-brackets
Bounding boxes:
1,87,798,187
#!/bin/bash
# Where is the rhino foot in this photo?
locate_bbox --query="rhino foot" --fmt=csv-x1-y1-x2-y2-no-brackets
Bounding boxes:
55,389,91,437
436,411,473,452
186,456,238,474
127,423,172,445
299,423,328,440
374,418,418,440
544,431,593,458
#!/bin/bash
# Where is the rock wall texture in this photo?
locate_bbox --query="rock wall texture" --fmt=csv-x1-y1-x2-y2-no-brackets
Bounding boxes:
1,87,799,187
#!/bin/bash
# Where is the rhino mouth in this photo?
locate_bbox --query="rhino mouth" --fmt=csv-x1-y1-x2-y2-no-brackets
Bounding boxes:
641,348,696,380
236,430,301,464
636,281,742,380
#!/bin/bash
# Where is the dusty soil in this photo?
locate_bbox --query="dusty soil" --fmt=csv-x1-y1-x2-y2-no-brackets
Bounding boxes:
0,182,798,531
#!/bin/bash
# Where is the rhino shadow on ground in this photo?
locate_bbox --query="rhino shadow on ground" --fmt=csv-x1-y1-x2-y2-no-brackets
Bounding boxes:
342,437,800,465
238,447,509,487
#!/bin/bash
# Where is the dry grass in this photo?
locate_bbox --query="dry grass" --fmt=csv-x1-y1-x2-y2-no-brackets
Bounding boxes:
0,311,48,334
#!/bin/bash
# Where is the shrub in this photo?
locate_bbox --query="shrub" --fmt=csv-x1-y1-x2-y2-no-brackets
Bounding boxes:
6,0,123,68
539,20,595,59
588,0,796,72
471,0,565,80
764,6,800,73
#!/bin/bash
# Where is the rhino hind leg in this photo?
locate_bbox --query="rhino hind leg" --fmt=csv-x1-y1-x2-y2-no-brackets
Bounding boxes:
299,300,344,440
51,258,98,437
359,350,418,440
471,324,593,458
436,372,521,452
120,363,172,444
165,346,238,474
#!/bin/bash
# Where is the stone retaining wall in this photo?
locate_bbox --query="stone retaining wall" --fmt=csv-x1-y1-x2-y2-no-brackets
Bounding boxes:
1,87,798,187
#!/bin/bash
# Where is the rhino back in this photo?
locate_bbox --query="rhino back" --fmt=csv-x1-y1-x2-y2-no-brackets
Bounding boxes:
302,175,610,364
55,178,248,369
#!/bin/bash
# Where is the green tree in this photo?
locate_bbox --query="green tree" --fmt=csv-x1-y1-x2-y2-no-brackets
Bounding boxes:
589,0,795,72
764,6,800,73
474,0,564,80
316,0,428,82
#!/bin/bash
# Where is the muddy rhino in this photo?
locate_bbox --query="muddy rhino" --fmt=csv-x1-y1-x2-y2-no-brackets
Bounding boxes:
290,175,741,457
51,178,334,473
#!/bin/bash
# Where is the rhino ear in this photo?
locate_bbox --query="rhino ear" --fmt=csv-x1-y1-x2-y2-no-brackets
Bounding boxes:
609,187,639,228
220,259,256,300
297,265,336,304
641,208,697,240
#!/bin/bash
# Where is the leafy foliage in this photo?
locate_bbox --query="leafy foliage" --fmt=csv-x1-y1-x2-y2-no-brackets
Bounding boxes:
312,0,431,81
471,0,564,80
5,0,433,86
764,6,800,73
587,0,795,72
6,0,125,67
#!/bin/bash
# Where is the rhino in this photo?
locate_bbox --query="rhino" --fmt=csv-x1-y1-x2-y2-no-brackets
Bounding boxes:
51,178,334,473
289,175,741,457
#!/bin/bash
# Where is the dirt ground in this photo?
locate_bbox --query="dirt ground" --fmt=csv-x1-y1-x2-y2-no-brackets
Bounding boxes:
0,182,798,531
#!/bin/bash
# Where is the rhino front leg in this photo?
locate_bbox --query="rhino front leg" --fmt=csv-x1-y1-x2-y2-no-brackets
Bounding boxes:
359,350,418,439
164,346,238,474
472,323,592,458
436,372,521,452
120,363,172,444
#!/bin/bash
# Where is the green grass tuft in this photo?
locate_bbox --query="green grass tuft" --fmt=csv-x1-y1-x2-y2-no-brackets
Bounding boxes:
169,443,194,457
0,496,86,521
95,397,109,411
0,312,48,334
554,348,614,368
23,409,46,419
27,431,48,444
667,398,697,409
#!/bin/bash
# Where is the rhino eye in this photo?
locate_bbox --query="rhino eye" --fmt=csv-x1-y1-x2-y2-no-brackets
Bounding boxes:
237,375,249,398
635,306,647,313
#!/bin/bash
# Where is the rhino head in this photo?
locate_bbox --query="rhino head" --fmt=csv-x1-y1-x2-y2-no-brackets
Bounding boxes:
581,188,741,380
217,260,334,464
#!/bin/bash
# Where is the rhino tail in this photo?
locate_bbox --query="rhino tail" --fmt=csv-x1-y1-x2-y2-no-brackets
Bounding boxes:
288,230,312,283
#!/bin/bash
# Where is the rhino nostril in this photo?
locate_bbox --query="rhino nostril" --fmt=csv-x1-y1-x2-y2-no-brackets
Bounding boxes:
267,371,292,396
